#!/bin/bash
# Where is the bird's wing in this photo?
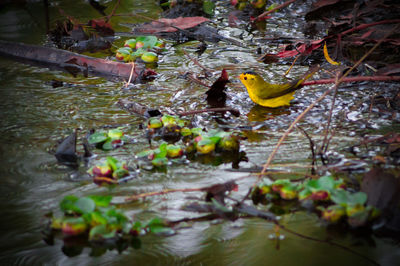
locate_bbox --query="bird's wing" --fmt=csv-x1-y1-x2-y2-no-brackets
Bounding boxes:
258,66,319,99
257,80,299,99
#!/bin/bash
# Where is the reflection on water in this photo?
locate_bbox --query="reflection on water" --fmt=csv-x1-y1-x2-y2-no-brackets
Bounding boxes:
0,0,400,265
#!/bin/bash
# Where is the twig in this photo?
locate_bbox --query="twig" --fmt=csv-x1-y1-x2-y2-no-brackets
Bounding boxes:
178,107,240,117
253,0,298,22
284,54,300,76
279,225,379,266
125,187,204,202
302,76,400,86
181,48,212,73
106,0,121,22
319,71,341,155
296,125,317,176
186,72,211,88
125,62,136,87
337,19,400,38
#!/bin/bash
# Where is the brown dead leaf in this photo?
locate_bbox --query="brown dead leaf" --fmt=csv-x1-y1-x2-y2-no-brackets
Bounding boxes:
133,16,210,34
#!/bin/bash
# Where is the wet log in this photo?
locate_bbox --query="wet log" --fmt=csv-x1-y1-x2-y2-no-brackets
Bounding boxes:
0,39,147,81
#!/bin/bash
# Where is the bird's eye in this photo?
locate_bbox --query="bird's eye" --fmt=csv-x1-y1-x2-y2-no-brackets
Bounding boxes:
244,77,247,80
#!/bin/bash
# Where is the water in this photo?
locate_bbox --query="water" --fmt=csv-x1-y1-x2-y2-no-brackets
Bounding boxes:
1,0,399,265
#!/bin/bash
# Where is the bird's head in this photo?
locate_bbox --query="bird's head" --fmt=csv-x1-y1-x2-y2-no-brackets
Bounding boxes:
239,71,263,87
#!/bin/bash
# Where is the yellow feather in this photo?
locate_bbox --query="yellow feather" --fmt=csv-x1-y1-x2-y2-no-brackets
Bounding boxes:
239,68,317,108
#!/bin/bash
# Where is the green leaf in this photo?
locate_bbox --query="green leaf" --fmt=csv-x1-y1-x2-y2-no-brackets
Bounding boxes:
348,192,367,206
155,142,168,159
273,179,292,187
318,175,335,190
116,47,132,54
151,157,168,167
89,224,116,241
203,0,215,15
180,127,192,137
331,189,348,206
106,156,119,171
102,139,113,150
161,115,177,127
60,195,80,214
106,208,129,224
305,176,335,192
331,190,367,207
198,138,214,146
88,195,112,207
85,211,108,226
75,197,96,214
146,217,171,234
209,136,222,144
136,36,158,49
191,127,203,136
88,132,109,144
131,48,145,58
136,149,154,158
108,128,123,140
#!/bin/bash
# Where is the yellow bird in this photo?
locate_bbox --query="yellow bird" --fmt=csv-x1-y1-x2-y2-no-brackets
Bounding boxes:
239,68,317,108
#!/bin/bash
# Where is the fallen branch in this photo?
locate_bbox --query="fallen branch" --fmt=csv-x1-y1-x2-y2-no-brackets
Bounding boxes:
0,40,148,81
337,19,400,38
302,75,400,86
125,180,238,202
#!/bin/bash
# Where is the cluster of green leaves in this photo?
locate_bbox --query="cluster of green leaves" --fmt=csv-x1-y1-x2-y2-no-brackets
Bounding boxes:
88,128,126,150
160,0,215,16
49,195,171,242
139,115,241,168
252,176,379,227
115,36,165,64
87,156,130,184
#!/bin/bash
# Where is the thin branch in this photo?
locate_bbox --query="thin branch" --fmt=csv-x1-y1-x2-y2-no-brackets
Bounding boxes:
319,71,340,155
302,75,400,86
279,225,379,266
182,48,212,73
186,72,211,88
106,0,121,22
125,187,203,202
296,125,317,176
337,19,400,38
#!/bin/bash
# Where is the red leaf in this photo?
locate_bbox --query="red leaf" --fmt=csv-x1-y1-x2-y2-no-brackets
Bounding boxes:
206,69,230,97
133,16,210,34
277,39,324,58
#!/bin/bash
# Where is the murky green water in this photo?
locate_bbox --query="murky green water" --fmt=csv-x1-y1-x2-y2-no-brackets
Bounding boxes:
0,1,399,265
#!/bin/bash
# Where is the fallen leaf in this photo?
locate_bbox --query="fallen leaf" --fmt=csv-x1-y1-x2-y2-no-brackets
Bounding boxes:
276,39,324,58
323,42,340,65
133,16,210,34
206,69,230,107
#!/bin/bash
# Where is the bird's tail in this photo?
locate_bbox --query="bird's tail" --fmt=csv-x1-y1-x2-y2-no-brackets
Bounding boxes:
264,65,319,99
293,65,320,88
